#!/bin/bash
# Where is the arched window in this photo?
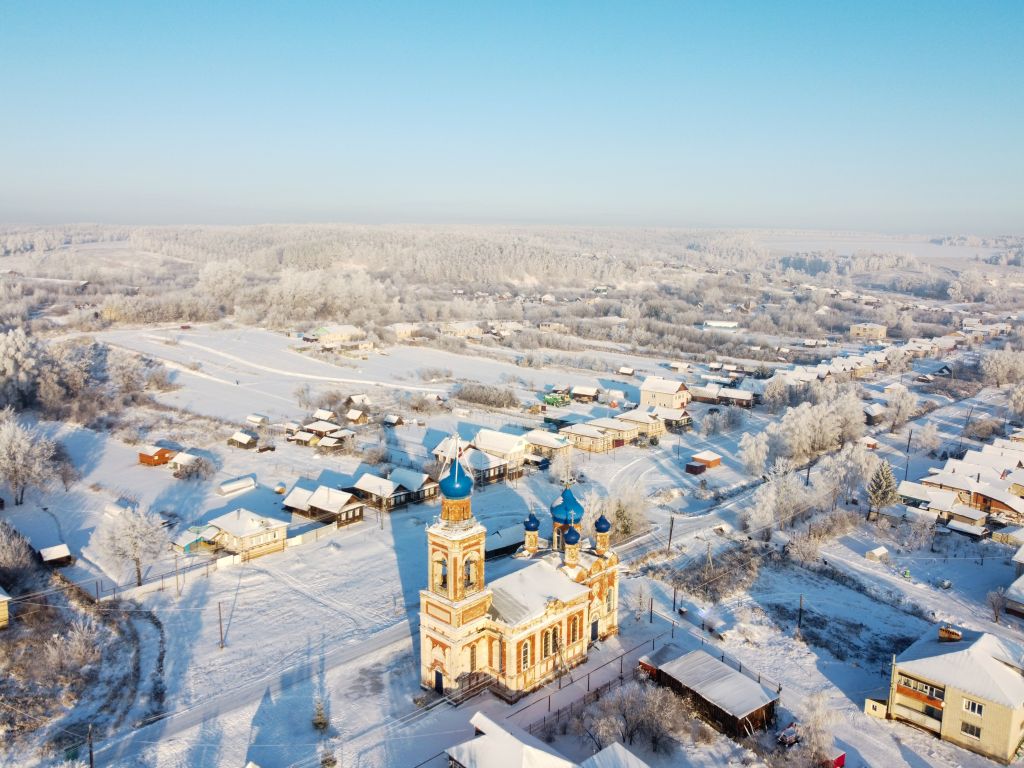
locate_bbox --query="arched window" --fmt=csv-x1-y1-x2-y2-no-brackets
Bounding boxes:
439,558,448,591
605,587,613,613
464,557,474,589
542,631,550,658
469,644,477,672
552,626,560,652
521,642,530,671
499,639,505,674
569,616,579,643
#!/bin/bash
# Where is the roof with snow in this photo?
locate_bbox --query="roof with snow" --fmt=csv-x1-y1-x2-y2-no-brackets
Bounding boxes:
617,408,660,425
570,385,599,397
353,473,398,498
489,560,590,624
580,742,651,768
897,628,1024,707
473,428,527,456
207,508,288,539
345,409,365,421
311,408,335,421
523,429,570,449
283,487,314,511
229,431,256,445
658,649,778,719
559,423,607,439
308,486,356,514
640,375,686,394
587,417,635,433
389,467,435,493
446,712,574,768
304,420,340,433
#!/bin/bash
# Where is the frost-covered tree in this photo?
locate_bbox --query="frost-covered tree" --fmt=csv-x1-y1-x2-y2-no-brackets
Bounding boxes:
833,387,866,445
762,376,788,413
981,349,1024,386
738,431,769,476
802,691,840,766
866,460,900,517
0,327,43,409
0,409,56,505
94,506,170,586
913,421,941,453
885,385,917,432
1010,384,1024,418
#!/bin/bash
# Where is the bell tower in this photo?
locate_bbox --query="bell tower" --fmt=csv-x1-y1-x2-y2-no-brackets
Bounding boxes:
419,441,492,695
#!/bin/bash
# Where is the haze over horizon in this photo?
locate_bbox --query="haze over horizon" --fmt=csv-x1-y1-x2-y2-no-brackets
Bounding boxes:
2,1,1021,234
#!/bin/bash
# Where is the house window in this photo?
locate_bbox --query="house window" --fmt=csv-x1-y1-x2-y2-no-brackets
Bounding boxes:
897,674,944,700
961,722,982,740
521,642,530,671
963,699,984,717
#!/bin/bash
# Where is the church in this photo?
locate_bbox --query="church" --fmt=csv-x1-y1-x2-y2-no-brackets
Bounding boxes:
419,446,620,700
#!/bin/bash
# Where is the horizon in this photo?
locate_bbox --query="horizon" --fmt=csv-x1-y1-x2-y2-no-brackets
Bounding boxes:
2,2,1022,233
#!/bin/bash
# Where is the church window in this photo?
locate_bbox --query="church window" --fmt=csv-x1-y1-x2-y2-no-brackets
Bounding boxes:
438,558,448,591
605,586,613,613
521,642,530,671
464,557,475,589
542,631,550,658
499,639,505,674
469,644,477,672
552,626,560,652
569,616,579,643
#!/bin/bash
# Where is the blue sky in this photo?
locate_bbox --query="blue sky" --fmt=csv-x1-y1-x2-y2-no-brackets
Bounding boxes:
1,1,1021,232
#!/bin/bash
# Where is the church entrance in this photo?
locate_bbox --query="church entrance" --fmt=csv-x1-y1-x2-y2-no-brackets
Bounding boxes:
591,620,599,642
434,670,444,695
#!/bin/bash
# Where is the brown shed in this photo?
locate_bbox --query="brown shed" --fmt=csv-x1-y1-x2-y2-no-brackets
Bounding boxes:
138,445,176,466
691,450,722,469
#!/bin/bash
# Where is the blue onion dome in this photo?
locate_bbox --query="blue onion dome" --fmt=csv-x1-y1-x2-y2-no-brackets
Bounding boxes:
523,511,540,532
564,526,581,546
550,488,585,526
594,514,612,534
439,458,473,500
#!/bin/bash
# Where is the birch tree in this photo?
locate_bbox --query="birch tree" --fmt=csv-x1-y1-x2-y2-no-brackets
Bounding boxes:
738,431,769,476
0,409,56,505
913,421,941,453
886,385,917,432
94,506,170,586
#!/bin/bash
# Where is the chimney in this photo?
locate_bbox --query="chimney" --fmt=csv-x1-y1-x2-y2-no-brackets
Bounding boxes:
938,625,962,643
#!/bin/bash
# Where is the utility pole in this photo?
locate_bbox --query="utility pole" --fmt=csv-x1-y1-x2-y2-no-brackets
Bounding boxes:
88,724,94,768
805,460,812,487
665,516,675,555
649,597,653,623
672,586,678,613
904,428,913,481
218,602,225,649
797,594,804,632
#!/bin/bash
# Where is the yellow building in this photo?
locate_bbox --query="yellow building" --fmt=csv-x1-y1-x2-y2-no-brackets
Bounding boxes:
0,586,10,629
850,322,887,340
419,453,619,700
881,626,1024,764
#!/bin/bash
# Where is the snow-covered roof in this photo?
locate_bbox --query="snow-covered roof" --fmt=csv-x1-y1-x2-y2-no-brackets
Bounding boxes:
559,423,607,439
446,712,574,768
305,420,341,433
328,428,355,439
692,450,722,463
0,585,9,601
485,523,526,553
489,560,590,624
353,473,398,498
897,628,1024,707
474,429,527,456
1013,544,1024,566
587,417,635,433
207,508,288,539
943,520,987,537
571,385,599,397
617,408,660,425
617,366,635,375
348,394,372,407
173,525,219,549
950,504,987,523
978,484,1024,515
170,451,199,465
318,437,341,448
1008,574,1024,604
311,408,335,421
283,487,314,511
863,403,887,417
308,486,355,514
719,389,753,402
461,447,506,470
640,375,685,394
389,467,434,493
229,431,256,445
654,406,688,421
523,429,570,449
39,544,71,562
580,742,651,768
658,650,778,719
138,444,165,456
246,413,269,424
345,409,365,421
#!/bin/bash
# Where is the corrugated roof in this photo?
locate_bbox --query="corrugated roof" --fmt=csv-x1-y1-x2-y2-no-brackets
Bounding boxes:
659,649,777,719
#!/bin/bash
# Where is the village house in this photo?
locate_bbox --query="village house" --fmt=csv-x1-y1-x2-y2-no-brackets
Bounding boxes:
523,429,573,463
304,420,342,438
640,645,779,738
876,626,1024,764
311,324,365,345
387,322,422,340
472,429,528,479
283,484,365,526
443,320,484,339
558,423,611,453
345,408,369,425
850,322,887,340
246,413,270,427
138,445,177,466
39,544,74,568
639,376,691,409
617,408,666,438
691,450,722,469
206,508,289,560
349,468,438,510
689,383,722,405
586,417,639,447
168,451,201,475
316,428,355,451
227,430,258,449
537,320,570,335
864,403,887,426
311,408,335,422
617,365,635,377
654,406,692,431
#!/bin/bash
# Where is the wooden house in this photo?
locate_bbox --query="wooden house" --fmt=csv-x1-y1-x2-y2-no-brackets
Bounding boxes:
523,429,573,462
284,485,365,526
345,408,369,425
138,445,176,466
169,451,201,474
39,543,74,568
642,648,778,738
383,414,404,427
617,408,666,438
316,428,355,451
389,468,440,503
246,413,270,427
864,403,887,426
559,423,611,453
311,408,336,422
473,429,528,478
655,407,692,432
227,430,258,449
206,508,289,560
304,420,342,438
349,471,435,511
618,366,635,377
640,376,691,409
587,417,639,447
172,525,220,555
288,430,316,446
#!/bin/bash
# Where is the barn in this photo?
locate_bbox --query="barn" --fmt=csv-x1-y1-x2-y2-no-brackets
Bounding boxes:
644,648,778,738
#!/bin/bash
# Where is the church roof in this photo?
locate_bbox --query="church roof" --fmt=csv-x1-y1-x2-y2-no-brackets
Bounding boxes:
440,455,474,500
489,560,589,624
550,487,585,525
595,514,611,533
